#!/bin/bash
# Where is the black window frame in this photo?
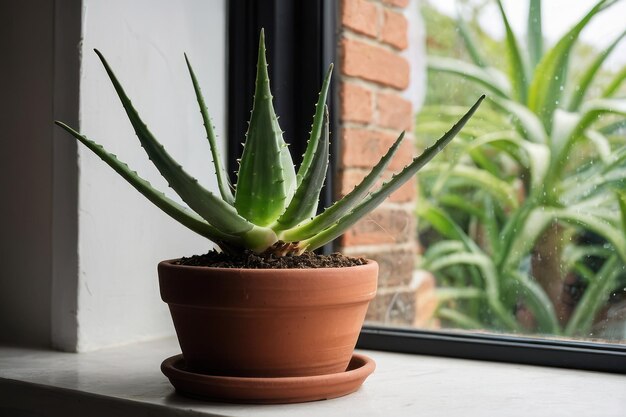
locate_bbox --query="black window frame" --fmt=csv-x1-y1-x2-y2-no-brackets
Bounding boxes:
227,0,626,375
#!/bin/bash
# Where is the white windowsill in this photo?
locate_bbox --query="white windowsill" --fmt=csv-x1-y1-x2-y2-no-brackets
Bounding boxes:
0,337,624,417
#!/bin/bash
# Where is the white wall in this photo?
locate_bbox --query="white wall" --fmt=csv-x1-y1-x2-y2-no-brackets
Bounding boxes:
73,0,226,351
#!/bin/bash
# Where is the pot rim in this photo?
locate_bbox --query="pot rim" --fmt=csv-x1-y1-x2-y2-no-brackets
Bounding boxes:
158,257,378,273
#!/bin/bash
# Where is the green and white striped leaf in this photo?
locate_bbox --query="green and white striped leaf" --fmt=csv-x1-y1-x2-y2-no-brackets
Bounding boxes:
565,28,626,111
565,256,622,337
527,0,612,131
427,251,520,331
584,129,612,163
467,132,550,190
428,57,511,98
456,15,487,68
234,30,296,226
551,207,625,262
437,308,484,329
490,97,547,144
527,0,543,70
420,163,519,210
600,119,626,135
496,0,530,103
418,203,477,250
602,66,626,98
617,191,626,237
509,271,560,334
184,53,234,204
94,49,253,235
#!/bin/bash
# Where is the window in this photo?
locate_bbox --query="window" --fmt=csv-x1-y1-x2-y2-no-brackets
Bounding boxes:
353,0,626,373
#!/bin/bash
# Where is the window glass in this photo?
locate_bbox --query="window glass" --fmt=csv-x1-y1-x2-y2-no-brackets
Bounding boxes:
368,0,626,343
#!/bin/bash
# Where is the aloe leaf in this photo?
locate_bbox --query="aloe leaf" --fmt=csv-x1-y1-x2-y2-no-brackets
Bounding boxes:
420,163,519,210
509,271,560,334
490,97,547,143
602,66,626,98
280,132,405,242
456,14,487,68
527,0,613,131
234,30,296,226
297,64,333,186
496,0,530,103
93,49,253,235
184,53,234,204
300,96,485,251
274,106,330,230
566,29,626,111
527,0,543,70
564,255,621,337
428,57,511,98
554,207,626,262
54,121,240,245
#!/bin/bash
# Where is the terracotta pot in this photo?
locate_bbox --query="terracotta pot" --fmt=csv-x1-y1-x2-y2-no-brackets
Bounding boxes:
158,259,378,378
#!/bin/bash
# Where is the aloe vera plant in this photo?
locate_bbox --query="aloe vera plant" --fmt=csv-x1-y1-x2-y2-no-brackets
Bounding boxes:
55,31,483,256
418,0,626,337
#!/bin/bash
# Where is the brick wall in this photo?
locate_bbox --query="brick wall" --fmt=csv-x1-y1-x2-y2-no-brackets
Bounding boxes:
337,0,431,325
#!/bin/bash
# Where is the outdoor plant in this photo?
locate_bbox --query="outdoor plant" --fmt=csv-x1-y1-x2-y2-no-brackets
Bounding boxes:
55,30,484,258
417,0,626,338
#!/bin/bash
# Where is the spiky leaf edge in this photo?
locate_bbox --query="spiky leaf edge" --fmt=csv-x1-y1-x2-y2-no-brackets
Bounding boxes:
94,49,253,235
300,95,486,252
54,121,241,249
184,53,235,204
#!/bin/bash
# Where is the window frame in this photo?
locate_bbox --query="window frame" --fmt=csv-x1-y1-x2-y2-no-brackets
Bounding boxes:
228,0,626,375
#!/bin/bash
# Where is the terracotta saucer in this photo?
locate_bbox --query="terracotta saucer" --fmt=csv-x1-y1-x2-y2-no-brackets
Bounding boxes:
161,353,376,404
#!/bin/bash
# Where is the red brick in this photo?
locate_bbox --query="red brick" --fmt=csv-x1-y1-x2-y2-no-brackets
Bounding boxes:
339,168,416,203
340,206,415,246
341,38,409,89
381,9,408,50
347,248,416,287
382,0,409,7
341,128,414,171
340,82,373,124
341,0,379,38
376,91,413,130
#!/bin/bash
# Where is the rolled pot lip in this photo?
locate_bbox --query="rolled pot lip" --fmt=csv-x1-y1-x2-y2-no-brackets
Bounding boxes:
158,257,378,307
158,257,378,274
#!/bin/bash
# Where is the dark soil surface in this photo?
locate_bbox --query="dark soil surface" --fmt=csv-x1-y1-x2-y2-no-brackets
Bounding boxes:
175,250,367,269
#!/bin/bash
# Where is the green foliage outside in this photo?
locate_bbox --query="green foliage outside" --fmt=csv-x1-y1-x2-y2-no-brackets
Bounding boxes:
417,0,626,339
